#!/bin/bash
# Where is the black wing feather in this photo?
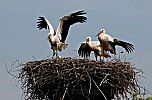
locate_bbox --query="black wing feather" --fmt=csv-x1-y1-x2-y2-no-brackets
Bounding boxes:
78,43,91,58
70,10,86,16
113,39,134,53
60,21,71,43
37,17,49,30
60,10,87,43
109,41,116,54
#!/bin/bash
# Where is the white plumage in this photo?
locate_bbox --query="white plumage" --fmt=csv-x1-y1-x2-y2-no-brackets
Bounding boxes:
78,36,111,61
97,29,134,55
98,29,114,42
37,10,87,58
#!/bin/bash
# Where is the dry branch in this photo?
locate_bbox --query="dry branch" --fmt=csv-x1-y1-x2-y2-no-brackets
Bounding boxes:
18,57,140,100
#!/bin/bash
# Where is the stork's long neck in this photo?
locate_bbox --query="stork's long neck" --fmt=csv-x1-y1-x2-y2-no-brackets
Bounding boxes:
86,39,91,47
87,41,92,46
99,31,105,37
87,41,97,50
98,32,104,42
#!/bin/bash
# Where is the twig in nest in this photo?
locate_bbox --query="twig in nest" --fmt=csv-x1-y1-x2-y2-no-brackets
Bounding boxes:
3,59,19,78
16,57,142,100
92,79,107,100
62,84,69,100
99,73,109,86
86,71,92,95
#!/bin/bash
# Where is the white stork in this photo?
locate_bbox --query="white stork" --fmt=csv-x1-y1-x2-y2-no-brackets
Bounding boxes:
96,29,134,55
78,36,111,61
37,10,87,58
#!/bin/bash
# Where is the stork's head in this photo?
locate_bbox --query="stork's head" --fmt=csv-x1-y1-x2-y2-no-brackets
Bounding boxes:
86,36,91,43
100,29,106,33
96,29,106,36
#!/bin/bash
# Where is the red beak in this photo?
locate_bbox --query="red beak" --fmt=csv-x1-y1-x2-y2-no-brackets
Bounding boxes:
96,31,102,36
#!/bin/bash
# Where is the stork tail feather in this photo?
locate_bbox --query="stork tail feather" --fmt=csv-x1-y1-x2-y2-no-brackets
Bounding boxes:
58,43,68,51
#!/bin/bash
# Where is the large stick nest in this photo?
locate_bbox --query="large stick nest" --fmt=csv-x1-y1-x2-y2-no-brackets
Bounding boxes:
18,57,140,100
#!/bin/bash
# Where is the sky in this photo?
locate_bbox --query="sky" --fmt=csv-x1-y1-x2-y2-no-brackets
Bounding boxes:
0,0,152,99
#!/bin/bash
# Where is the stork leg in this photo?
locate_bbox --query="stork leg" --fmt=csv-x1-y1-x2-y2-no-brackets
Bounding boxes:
99,56,102,61
106,51,109,62
56,50,58,58
102,49,105,62
52,49,56,59
94,53,98,61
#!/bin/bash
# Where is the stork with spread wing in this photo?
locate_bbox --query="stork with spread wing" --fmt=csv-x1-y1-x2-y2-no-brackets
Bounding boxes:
37,10,87,58
78,36,111,61
96,29,134,55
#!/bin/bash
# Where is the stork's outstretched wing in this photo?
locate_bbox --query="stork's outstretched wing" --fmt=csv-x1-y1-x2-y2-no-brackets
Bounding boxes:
57,10,87,43
113,39,134,53
37,17,55,35
78,43,91,58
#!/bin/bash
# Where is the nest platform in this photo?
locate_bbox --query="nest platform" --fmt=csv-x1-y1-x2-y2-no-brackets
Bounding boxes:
19,57,140,100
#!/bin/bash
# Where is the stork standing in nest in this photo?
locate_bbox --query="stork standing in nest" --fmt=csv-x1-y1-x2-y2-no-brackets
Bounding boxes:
96,29,134,55
37,10,87,58
78,36,111,61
